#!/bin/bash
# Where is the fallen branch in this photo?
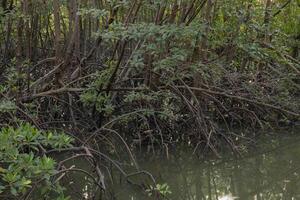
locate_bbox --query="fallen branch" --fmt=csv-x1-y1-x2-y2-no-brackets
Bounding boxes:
30,62,64,90
30,57,56,73
173,85,300,117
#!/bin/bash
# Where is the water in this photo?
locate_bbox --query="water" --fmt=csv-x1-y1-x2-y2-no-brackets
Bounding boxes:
59,129,300,200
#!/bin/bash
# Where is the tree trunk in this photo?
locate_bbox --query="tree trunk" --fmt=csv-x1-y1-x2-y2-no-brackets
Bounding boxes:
53,0,62,62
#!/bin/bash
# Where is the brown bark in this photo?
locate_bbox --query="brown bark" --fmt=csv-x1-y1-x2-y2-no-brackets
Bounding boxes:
53,0,62,62
16,2,24,105
73,0,80,59
23,0,31,60
31,10,39,61
169,3,179,24
155,3,166,25
3,9,12,61
263,0,273,43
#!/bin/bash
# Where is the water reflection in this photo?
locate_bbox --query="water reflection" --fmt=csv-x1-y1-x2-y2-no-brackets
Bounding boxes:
111,132,300,200
62,131,300,200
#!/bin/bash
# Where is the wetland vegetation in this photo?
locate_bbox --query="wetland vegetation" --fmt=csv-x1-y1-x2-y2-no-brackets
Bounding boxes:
0,0,299,199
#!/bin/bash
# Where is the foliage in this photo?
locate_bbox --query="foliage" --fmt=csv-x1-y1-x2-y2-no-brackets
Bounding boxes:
0,123,73,199
0,100,16,113
0,0,299,198
146,183,172,198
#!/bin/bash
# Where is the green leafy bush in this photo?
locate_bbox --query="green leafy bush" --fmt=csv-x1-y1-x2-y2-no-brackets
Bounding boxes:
0,123,73,199
146,183,172,198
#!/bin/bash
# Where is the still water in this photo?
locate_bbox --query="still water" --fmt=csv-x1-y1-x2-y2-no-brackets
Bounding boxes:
61,129,300,200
